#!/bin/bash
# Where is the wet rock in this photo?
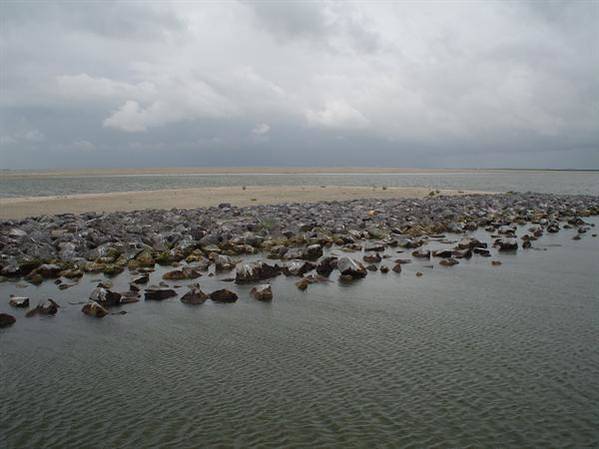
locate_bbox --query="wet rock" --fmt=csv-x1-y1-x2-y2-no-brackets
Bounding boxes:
363,253,382,264
439,258,459,267
209,289,238,303
180,286,208,305
316,256,338,277
392,263,402,273
452,249,472,259
411,249,431,258
432,249,453,258
496,238,518,251
295,278,309,290
9,296,30,308
523,240,532,248
33,263,62,279
366,264,378,272
491,260,502,266
26,299,59,317
283,260,316,277
416,272,423,277
337,257,367,279
133,273,150,284
0,313,16,328
214,254,236,271
235,261,281,283
82,301,108,318
302,244,323,260
90,287,122,307
162,267,202,281
144,287,177,301
380,265,390,273
250,284,273,301
364,242,385,252
473,247,491,257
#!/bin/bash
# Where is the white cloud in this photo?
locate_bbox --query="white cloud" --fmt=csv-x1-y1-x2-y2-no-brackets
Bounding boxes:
251,123,270,135
306,100,369,129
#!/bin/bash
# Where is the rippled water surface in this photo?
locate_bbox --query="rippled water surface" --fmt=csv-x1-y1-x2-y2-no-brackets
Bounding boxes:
1,221,598,448
1,170,599,197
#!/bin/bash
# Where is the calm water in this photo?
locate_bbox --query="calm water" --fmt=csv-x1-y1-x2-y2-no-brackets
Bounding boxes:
1,170,599,197
1,221,598,448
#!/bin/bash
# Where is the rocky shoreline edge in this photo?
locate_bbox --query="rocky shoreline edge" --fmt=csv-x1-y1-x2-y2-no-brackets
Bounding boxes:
1,192,598,327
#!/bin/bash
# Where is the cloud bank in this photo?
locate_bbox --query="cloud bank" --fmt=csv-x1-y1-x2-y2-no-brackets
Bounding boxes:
1,1,598,168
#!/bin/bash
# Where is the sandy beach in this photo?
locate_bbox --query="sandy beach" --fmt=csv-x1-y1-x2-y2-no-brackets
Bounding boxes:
0,185,484,220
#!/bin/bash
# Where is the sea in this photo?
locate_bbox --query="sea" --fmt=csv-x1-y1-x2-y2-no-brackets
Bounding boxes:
1,170,598,448
1,169,599,197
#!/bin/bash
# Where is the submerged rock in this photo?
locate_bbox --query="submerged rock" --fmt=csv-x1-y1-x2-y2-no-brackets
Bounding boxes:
0,313,16,328
9,296,30,308
209,289,238,303
25,299,59,317
162,267,201,281
89,287,122,307
337,257,367,279
235,261,280,283
180,285,208,305
144,287,177,301
82,301,108,318
250,284,273,301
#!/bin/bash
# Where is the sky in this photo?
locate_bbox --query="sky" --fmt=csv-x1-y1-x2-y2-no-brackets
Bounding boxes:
1,1,598,169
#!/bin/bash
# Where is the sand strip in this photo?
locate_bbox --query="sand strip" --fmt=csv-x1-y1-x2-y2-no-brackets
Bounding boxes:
0,185,490,220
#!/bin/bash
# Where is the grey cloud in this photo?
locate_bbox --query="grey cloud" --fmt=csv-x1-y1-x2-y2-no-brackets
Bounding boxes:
0,1,597,169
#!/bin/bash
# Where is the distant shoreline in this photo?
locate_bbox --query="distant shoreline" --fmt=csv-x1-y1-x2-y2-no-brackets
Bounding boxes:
1,167,598,178
0,185,489,220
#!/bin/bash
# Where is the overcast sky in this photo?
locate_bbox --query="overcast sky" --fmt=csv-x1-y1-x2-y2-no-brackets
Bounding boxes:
1,1,598,169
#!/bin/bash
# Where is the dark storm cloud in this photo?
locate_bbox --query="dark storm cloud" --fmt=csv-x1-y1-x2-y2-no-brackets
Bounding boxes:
0,1,597,169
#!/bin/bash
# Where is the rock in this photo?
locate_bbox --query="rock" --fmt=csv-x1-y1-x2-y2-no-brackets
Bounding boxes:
366,264,378,272
89,287,122,307
135,249,155,267
295,278,309,290
392,263,402,273
82,301,108,318
337,257,367,279
144,288,177,301
133,274,149,284
9,296,30,308
452,249,472,259
491,260,502,266
209,289,238,303
180,286,208,305
457,237,486,250
416,271,423,277
523,240,532,248
26,299,59,317
235,261,281,283
32,263,62,279
339,274,355,283
473,247,491,257
214,254,236,271
250,284,273,301
0,313,16,328
302,244,323,260
364,242,385,252
363,253,382,264
283,260,316,277
439,258,459,267
496,238,518,251
432,249,453,258
411,249,431,258
162,267,201,280
380,265,390,273
316,256,337,276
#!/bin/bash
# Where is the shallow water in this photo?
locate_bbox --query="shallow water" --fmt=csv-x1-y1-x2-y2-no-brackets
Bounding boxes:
1,170,599,197
1,220,598,448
